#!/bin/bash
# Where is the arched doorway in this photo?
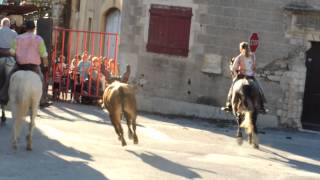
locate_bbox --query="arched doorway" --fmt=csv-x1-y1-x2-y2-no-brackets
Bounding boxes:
105,8,121,67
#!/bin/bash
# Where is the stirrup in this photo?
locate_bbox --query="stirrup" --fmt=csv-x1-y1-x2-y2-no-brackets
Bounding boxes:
221,106,232,112
258,108,269,114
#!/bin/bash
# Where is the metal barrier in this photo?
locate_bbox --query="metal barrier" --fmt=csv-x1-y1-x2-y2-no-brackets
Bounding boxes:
51,27,119,102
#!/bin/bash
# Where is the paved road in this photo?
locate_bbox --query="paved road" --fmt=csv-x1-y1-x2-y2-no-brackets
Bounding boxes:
0,102,319,180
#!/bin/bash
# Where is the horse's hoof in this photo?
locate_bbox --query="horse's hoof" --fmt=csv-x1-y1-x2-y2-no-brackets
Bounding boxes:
133,137,139,144
253,144,259,149
237,137,243,145
26,146,32,151
1,117,6,124
121,141,127,146
12,143,17,150
128,132,133,140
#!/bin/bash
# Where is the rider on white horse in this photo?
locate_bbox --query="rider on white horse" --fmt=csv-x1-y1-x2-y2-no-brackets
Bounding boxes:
221,42,267,113
0,20,49,104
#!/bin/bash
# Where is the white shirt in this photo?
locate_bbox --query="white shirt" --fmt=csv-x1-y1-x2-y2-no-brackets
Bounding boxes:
232,54,256,77
243,56,255,76
0,26,17,49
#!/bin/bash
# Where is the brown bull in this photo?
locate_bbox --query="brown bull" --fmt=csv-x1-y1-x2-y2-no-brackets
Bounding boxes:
102,81,138,146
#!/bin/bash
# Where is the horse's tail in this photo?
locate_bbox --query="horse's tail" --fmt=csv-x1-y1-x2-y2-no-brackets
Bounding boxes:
241,83,254,134
240,111,254,135
242,84,251,108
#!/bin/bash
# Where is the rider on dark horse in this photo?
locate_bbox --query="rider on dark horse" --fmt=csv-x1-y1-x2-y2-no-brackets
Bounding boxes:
0,18,17,57
221,42,267,113
0,18,17,104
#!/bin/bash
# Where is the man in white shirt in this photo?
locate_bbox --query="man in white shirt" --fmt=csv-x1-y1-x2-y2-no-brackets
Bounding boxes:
0,17,17,56
0,17,17,105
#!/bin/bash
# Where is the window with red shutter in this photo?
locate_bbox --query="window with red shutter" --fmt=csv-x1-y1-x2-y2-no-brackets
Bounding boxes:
146,4,192,57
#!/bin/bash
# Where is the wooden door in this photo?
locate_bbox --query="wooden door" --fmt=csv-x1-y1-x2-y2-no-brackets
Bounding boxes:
302,42,320,131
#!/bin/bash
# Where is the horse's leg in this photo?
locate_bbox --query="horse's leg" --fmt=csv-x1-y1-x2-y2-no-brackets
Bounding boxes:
252,111,259,149
1,104,6,126
236,115,243,145
12,113,22,150
248,133,253,145
26,106,37,151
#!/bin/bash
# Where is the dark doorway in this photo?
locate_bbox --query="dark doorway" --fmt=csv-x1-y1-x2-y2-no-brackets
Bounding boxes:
302,41,320,131
37,18,53,102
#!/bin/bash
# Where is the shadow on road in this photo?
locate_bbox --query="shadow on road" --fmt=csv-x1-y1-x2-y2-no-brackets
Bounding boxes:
38,102,320,175
40,102,112,126
138,113,320,175
127,150,216,179
257,147,320,175
0,121,108,180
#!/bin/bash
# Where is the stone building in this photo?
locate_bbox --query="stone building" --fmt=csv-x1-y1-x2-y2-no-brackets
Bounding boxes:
118,0,320,131
68,0,122,33
66,0,320,130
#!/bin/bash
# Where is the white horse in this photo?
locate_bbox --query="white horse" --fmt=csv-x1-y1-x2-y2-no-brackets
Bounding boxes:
9,70,42,151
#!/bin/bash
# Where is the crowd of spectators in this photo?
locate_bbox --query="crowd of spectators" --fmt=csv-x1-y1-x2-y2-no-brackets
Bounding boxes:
52,51,124,104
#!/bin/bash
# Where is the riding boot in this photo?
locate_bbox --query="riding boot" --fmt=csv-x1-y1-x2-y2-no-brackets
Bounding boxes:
221,82,234,112
258,103,268,114
0,87,8,105
38,67,52,108
221,102,232,112
0,68,15,105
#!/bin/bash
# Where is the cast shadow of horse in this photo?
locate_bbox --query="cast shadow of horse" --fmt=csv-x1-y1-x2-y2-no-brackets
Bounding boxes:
0,120,108,180
136,113,320,175
126,150,216,179
251,147,320,175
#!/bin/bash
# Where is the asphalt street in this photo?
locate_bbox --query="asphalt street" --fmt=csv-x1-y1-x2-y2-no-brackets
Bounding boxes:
0,102,319,180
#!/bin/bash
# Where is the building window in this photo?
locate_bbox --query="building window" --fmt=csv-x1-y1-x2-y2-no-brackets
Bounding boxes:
146,4,192,57
87,17,92,51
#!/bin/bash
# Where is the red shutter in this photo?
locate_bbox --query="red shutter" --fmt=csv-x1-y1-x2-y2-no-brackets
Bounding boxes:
147,4,192,57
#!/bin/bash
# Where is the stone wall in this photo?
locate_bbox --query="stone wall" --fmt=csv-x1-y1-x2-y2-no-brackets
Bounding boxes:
119,0,320,128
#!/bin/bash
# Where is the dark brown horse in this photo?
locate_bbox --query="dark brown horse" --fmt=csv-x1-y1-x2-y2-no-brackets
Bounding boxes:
0,56,15,126
102,81,138,146
231,77,262,149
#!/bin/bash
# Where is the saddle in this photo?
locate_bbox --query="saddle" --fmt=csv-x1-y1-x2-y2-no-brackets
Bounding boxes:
233,77,261,112
15,64,40,75
0,56,15,67
0,48,11,58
